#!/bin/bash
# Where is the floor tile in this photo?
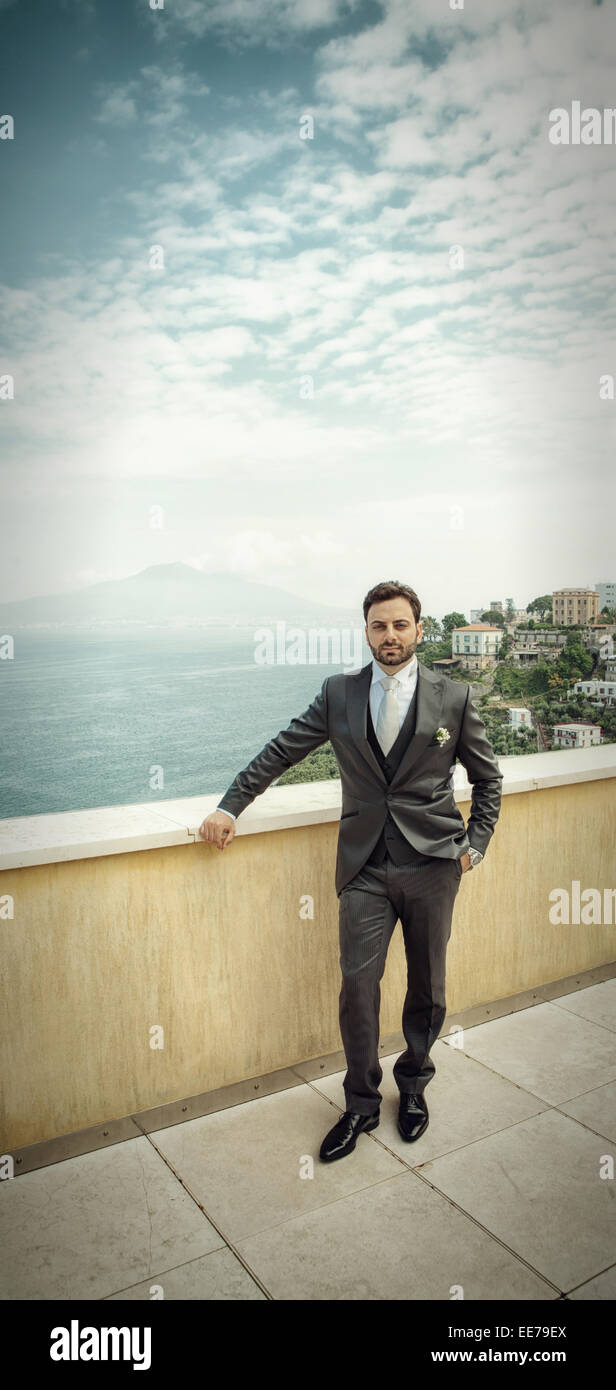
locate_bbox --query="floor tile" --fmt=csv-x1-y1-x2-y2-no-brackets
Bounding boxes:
550,979,616,1033
152,1083,405,1243
567,1264,616,1300
441,1001,616,1104
558,1079,616,1143
0,1136,222,1300
235,1171,556,1301
106,1247,266,1300
310,1040,548,1164
418,1108,615,1291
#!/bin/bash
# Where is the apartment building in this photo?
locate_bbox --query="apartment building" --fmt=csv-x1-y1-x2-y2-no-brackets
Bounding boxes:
569,680,616,706
552,588,599,625
596,581,616,613
452,624,502,670
508,707,533,729
552,722,602,748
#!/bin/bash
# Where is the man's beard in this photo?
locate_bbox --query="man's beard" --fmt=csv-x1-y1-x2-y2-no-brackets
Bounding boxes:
367,636,417,667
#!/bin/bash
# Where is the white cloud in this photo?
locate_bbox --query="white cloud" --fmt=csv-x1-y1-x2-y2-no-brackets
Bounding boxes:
94,64,209,130
3,0,615,606
162,0,362,44
228,530,295,573
94,86,138,125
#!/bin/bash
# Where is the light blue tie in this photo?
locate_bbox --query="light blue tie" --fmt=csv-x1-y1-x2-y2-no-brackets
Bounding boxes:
376,675,400,754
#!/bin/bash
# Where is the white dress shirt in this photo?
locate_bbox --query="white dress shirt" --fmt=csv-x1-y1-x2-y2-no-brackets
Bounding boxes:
369,653,418,737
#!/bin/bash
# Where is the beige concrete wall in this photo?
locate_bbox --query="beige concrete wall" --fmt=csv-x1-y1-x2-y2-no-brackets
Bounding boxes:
1,777,615,1150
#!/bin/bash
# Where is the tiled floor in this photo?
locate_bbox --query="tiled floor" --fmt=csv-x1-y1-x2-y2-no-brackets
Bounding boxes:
2,980,615,1301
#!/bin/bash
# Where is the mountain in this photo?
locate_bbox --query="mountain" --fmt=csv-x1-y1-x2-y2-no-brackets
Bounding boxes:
0,563,353,629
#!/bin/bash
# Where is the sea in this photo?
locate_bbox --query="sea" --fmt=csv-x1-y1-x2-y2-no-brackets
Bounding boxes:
0,628,368,820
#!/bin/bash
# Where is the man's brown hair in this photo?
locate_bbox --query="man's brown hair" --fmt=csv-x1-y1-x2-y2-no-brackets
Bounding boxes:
363,581,421,625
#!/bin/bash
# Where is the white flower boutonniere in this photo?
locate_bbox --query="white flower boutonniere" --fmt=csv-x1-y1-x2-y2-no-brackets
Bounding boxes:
434,727,451,746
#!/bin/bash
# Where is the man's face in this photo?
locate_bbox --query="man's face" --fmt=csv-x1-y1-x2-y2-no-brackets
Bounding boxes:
365,597,422,672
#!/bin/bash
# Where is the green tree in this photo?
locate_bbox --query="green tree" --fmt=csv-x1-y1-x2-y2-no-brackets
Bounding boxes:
418,641,454,667
441,611,467,635
528,594,553,622
421,615,442,643
527,662,552,694
277,743,339,785
556,634,593,684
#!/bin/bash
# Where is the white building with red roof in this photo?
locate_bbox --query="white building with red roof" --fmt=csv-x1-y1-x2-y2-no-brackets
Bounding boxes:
452,624,503,670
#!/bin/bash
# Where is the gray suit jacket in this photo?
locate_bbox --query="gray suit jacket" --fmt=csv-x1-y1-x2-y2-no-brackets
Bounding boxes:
218,660,503,894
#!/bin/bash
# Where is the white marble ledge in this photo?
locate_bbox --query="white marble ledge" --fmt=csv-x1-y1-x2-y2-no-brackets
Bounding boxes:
495,744,616,792
0,746,614,872
0,803,194,871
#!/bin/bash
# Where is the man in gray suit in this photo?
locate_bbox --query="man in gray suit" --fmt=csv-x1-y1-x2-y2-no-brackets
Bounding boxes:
199,580,503,1162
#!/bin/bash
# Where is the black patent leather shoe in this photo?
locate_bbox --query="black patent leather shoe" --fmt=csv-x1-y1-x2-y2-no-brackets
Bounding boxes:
319,1109,380,1162
397,1091,429,1142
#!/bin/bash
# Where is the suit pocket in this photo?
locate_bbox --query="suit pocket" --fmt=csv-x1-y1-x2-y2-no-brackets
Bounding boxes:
340,810,359,820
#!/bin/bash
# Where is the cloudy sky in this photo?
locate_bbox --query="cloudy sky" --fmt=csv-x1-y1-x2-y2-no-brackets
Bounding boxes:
1,0,614,619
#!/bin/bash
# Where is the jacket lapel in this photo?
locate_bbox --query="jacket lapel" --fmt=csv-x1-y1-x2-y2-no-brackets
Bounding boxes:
346,663,387,784
389,662,446,788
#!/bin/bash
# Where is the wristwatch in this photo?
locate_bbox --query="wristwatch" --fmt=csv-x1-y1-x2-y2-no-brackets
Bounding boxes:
467,847,483,869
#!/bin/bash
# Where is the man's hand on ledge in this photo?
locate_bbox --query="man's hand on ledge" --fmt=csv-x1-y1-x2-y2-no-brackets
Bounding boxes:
199,810,236,850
